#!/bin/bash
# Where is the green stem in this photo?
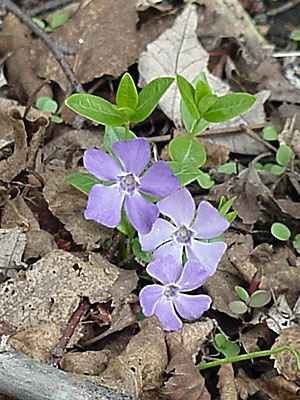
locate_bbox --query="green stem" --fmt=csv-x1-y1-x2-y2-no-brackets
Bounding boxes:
119,232,128,261
198,346,300,371
124,121,130,140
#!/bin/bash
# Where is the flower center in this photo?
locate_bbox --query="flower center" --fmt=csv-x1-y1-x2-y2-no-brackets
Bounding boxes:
174,225,192,244
118,173,139,195
164,284,179,300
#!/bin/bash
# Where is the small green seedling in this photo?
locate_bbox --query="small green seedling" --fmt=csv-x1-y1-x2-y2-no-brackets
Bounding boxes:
33,12,69,32
290,29,300,42
271,222,300,250
263,124,278,141
218,196,238,223
254,144,292,175
217,162,237,175
34,96,63,123
229,285,271,315
214,333,240,358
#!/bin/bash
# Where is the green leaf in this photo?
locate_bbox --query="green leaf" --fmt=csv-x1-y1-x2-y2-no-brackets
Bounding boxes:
50,12,69,29
194,80,213,106
218,196,237,217
104,126,137,155
215,333,226,349
176,75,199,119
254,162,264,170
50,115,63,124
271,222,291,241
116,73,138,112
196,170,214,189
235,286,249,302
226,211,238,223
263,124,278,141
229,300,248,315
63,172,101,195
218,162,237,175
293,233,300,249
249,290,271,308
168,161,201,186
130,77,174,123
180,100,209,135
33,17,46,29
270,164,286,175
65,94,124,126
197,94,217,115
169,136,206,167
276,145,292,167
214,334,240,358
290,28,300,41
203,93,256,122
117,209,135,239
132,238,153,263
35,96,58,113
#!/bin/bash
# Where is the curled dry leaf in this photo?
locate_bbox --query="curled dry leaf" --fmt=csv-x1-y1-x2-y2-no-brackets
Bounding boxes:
95,316,168,397
160,335,210,400
61,350,110,375
217,363,238,400
43,170,112,250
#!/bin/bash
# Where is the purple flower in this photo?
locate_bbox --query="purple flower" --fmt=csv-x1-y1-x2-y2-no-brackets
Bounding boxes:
139,254,211,331
83,138,180,234
139,188,229,275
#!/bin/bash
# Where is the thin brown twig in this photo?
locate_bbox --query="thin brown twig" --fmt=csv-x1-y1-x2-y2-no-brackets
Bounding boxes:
26,0,76,17
2,0,84,94
241,125,277,152
200,122,267,137
267,0,300,16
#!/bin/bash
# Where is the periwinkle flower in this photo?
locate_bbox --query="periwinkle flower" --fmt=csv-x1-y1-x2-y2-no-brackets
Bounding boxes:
83,138,180,234
140,254,211,331
139,188,229,275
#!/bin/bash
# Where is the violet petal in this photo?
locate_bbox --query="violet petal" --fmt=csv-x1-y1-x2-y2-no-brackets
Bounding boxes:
124,192,159,234
187,240,227,276
158,188,195,227
112,138,150,176
174,293,212,320
176,259,209,292
139,161,180,197
154,297,182,331
138,219,175,252
153,241,183,265
83,149,122,181
84,184,124,227
146,254,182,285
191,201,230,239
139,285,165,317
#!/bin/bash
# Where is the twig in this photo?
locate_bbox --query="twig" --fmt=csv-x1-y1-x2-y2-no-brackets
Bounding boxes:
105,232,121,263
273,51,300,58
200,123,267,137
267,0,300,16
26,0,76,17
241,125,277,152
2,0,84,94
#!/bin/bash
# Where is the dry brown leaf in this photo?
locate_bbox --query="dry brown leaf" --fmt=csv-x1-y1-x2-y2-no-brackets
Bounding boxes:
217,363,238,400
32,0,139,91
95,316,168,397
276,199,300,220
61,350,110,375
240,324,273,355
0,229,26,275
227,234,256,284
160,335,210,400
271,325,300,381
43,170,112,250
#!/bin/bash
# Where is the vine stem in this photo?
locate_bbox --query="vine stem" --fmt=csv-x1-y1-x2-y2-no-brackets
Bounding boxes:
124,122,130,140
198,346,300,371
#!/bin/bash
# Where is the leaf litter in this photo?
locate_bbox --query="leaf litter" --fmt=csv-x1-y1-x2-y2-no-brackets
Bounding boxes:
0,0,300,399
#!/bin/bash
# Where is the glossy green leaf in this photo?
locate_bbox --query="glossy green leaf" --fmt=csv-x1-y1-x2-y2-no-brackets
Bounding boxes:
33,17,46,29
218,162,237,175
270,164,286,175
226,211,238,223
235,286,249,302
197,94,217,116
168,161,200,186
196,170,214,189
169,136,206,167
215,333,226,349
63,172,101,195
130,77,174,123
50,12,69,29
276,145,292,167
176,74,199,119
229,300,248,315
293,233,300,248
194,80,213,106
65,94,124,126
271,222,291,241
215,334,240,358
203,93,256,122
249,290,271,308
35,96,58,113
116,73,138,111
50,115,63,124
218,196,237,217
180,100,209,135
104,126,136,155
263,124,278,141
132,238,153,263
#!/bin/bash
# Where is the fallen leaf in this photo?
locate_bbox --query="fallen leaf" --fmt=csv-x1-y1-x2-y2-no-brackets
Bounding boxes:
160,335,211,400
43,170,112,250
61,350,110,375
266,295,299,334
217,363,238,400
0,228,26,278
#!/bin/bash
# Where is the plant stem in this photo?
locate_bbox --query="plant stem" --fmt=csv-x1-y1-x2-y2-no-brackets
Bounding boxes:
198,346,300,371
119,232,128,261
124,122,130,140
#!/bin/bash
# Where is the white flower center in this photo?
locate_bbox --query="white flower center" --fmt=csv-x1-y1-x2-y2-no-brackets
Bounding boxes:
164,284,179,300
174,225,192,244
118,173,139,195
